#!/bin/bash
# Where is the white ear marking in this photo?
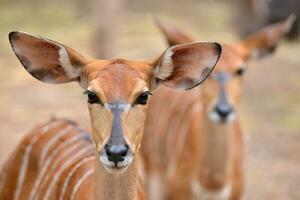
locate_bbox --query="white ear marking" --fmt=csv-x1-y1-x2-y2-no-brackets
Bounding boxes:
154,48,174,80
143,87,150,92
58,47,79,79
12,32,80,80
12,45,22,56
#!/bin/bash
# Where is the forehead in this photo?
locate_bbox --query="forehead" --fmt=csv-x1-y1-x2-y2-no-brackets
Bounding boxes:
212,44,245,73
87,60,150,102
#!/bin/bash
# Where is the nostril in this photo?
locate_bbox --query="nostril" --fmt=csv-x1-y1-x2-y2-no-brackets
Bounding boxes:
104,144,109,150
121,144,129,157
106,151,112,156
121,151,127,157
105,143,129,163
124,144,129,150
215,105,233,118
104,144,111,156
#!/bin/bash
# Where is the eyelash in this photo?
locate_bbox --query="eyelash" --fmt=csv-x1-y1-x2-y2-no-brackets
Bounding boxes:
235,68,245,76
134,91,152,105
83,90,152,105
83,90,101,104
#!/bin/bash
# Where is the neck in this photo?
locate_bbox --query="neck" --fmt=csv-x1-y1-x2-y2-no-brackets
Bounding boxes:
94,153,139,200
198,114,236,189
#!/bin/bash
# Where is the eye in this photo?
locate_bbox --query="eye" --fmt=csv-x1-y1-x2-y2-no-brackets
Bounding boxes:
84,90,101,104
235,68,245,76
135,91,152,105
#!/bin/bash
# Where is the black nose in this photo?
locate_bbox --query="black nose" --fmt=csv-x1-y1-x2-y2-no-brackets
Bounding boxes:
105,143,129,163
214,104,233,119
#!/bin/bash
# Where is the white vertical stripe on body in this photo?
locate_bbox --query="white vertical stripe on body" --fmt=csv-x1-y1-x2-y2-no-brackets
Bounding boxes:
42,146,93,200
13,120,62,200
0,151,15,193
70,169,94,200
167,103,202,178
59,156,94,200
29,133,87,200
39,125,73,167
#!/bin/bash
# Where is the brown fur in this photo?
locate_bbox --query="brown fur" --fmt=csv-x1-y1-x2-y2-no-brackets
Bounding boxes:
0,119,95,200
1,31,221,199
142,16,294,200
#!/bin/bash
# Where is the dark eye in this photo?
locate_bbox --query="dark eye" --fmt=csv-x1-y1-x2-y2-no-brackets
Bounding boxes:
84,90,101,104
235,68,245,76
135,91,152,105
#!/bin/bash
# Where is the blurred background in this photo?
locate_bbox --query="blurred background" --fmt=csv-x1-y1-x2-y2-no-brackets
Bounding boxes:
0,0,299,199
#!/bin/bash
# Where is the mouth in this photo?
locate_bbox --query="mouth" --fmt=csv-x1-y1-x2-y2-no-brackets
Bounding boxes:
99,154,133,173
209,111,236,124
102,163,128,174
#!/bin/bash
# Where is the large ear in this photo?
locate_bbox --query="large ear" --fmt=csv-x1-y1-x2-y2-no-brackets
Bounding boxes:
237,15,296,60
9,31,88,84
154,16,194,46
152,41,222,90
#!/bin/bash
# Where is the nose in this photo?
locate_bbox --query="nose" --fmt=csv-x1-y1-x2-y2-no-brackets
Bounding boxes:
105,143,129,163
214,104,233,119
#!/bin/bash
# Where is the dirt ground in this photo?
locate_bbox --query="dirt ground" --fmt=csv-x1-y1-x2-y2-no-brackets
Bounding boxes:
242,47,300,199
0,0,299,199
